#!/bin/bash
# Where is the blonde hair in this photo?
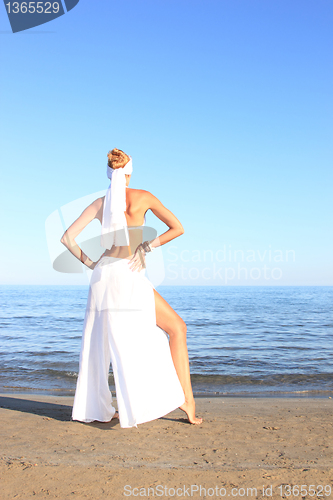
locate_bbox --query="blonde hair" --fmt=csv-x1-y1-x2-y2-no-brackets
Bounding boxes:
107,148,131,170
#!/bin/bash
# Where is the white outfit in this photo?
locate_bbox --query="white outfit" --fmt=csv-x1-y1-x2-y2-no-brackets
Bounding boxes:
72,215,185,428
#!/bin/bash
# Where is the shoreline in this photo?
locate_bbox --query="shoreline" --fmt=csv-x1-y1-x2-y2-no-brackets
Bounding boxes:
1,388,332,399
1,393,332,499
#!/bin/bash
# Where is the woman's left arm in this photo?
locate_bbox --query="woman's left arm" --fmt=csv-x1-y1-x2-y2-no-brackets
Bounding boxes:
60,197,103,270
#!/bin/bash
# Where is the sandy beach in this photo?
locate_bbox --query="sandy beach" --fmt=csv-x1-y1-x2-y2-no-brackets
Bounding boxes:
0,394,332,499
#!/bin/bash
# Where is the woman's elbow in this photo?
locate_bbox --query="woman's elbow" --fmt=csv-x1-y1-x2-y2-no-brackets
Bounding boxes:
60,232,70,246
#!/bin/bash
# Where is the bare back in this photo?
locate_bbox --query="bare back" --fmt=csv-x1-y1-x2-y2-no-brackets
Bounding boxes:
61,187,184,265
97,188,149,260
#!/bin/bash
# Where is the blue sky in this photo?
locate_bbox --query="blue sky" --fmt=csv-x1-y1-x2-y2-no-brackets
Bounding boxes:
0,0,332,286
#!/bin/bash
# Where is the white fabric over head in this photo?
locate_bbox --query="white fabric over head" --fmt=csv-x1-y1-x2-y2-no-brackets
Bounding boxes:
101,156,133,249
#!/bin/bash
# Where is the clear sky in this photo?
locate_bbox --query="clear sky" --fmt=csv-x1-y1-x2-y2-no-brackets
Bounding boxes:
0,0,332,286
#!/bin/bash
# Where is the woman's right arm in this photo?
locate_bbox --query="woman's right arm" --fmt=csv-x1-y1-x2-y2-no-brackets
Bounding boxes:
144,191,185,249
60,197,103,269
128,191,184,273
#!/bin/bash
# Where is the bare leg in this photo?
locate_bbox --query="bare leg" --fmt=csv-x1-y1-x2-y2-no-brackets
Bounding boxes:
153,289,202,425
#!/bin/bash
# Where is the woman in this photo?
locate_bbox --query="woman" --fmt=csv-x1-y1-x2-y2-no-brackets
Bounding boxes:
61,148,202,428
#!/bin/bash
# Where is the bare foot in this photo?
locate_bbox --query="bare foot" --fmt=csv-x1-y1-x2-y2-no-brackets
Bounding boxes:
112,411,119,420
180,398,203,425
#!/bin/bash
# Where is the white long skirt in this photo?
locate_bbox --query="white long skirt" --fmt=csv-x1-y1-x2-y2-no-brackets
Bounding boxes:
72,255,185,428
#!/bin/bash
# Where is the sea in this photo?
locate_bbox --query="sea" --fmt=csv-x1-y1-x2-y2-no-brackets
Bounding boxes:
0,285,332,398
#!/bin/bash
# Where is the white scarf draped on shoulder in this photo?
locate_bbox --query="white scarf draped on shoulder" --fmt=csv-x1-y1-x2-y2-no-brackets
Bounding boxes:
101,156,133,249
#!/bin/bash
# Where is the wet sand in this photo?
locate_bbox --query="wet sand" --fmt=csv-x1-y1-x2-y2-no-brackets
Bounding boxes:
1,394,332,499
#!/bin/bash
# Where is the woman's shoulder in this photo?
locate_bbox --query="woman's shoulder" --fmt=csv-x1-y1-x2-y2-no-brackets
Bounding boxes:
128,188,150,195
127,188,154,200
92,196,104,209
90,197,105,224
87,197,104,221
